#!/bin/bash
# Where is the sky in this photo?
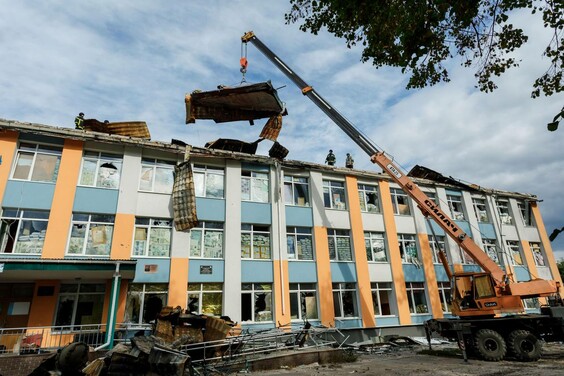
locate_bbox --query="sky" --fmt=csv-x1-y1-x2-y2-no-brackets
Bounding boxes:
1,1,563,260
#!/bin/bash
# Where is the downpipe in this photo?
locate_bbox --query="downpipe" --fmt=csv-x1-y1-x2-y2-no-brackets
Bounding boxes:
95,262,121,351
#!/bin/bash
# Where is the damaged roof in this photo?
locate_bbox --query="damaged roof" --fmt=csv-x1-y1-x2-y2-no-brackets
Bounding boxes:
408,164,479,191
83,119,151,139
185,81,287,124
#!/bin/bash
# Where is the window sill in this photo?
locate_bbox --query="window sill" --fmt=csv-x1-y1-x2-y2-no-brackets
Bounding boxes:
77,185,119,190
330,260,355,263
409,313,430,316
368,261,389,264
195,196,225,200
189,256,224,260
285,204,311,208
131,256,170,259
241,258,272,261
241,200,270,204
323,207,348,211
334,317,360,320
288,259,315,262
138,190,173,195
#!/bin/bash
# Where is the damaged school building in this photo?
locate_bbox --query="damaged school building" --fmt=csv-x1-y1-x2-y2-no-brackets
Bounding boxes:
0,85,561,354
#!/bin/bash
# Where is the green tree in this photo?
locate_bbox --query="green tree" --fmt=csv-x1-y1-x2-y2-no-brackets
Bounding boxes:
285,0,563,98
558,259,564,281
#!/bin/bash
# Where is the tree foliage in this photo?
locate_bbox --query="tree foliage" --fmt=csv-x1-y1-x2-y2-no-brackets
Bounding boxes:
558,259,564,281
285,0,563,97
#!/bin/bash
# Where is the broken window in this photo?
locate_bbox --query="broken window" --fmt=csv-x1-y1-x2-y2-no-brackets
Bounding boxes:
54,283,105,329
67,213,114,256
523,298,540,310
139,158,175,194
506,240,523,265
327,229,352,261
241,165,269,203
289,283,318,320
406,282,429,314
482,239,499,264
187,283,223,316
358,184,380,213
390,188,410,215
447,194,465,220
458,245,476,265
332,283,358,318
133,218,172,257
518,200,534,227
286,227,313,260
323,180,346,210
398,234,418,264
11,142,62,183
79,151,122,189
425,191,438,204
193,164,225,199
190,221,224,258
0,209,49,254
365,232,386,262
241,224,271,259
284,175,310,206
472,197,489,222
241,283,272,322
438,282,452,313
530,242,545,267
371,282,395,316
496,199,513,225
428,235,447,264
125,283,168,324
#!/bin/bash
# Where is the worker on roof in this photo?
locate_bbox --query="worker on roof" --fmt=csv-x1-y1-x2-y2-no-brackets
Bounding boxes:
75,112,85,130
325,150,336,166
346,153,354,168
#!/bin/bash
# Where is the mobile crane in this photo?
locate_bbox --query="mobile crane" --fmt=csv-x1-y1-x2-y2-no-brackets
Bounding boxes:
241,31,564,361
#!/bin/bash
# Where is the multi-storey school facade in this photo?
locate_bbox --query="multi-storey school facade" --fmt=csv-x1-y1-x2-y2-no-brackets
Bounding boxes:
0,119,561,338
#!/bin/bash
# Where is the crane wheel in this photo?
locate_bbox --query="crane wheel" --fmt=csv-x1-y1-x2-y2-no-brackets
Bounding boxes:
507,330,542,362
474,329,507,361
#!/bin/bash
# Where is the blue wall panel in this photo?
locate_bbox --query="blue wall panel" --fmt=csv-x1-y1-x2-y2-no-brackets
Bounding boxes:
336,319,362,329
403,264,426,282
514,266,532,281
463,265,483,273
410,314,432,324
288,262,317,282
2,181,55,210
434,265,450,282
241,202,271,224
241,261,273,282
478,223,497,239
188,259,225,282
455,221,471,234
195,198,225,221
73,187,118,213
330,263,357,282
285,206,313,227
133,259,170,283
425,221,445,236
376,316,400,327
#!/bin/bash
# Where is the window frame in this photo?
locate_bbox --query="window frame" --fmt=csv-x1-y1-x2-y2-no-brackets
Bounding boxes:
138,158,176,194
10,142,62,183
398,233,418,264
365,232,387,262
66,213,115,257
506,240,523,265
241,283,273,322
124,283,168,325
286,227,314,261
358,183,380,213
371,282,396,316
327,229,353,261
78,151,123,189
332,282,359,319
390,188,411,215
530,242,545,267
446,194,466,221
322,180,347,210
187,283,223,316
406,282,429,314
283,175,310,206
518,201,534,227
472,197,489,223
496,199,513,225
437,282,452,313
241,168,269,203
289,283,319,321
193,164,225,199
53,283,106,330
190,221,224,259
132,217,172,258
0,209,49,255
428,235,447,264
241,224,271,260
482,239,499,264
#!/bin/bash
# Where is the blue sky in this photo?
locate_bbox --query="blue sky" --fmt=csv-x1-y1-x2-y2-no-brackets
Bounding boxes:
1,1,563,261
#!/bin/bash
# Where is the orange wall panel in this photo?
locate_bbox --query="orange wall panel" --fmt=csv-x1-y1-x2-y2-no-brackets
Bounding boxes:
168,258,189,308
42,139,83,259
273,260,291,327
531,203,563,290
417,233,443,318
0,130,18,204
110,213,135,260
345,176,375,327
28,281,60,327
379,181,411,324
116,279,129,323
314,226,334,327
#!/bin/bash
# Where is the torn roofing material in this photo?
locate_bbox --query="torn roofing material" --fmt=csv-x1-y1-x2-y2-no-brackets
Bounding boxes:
205,138,262,154
185,81,287,124
407,165,478,192
83,119,151,139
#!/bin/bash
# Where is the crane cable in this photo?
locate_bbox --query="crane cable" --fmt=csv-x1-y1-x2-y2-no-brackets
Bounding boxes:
240,42,248,83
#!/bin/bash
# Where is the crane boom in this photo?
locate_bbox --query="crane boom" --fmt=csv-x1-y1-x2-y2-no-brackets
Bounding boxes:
241,31,507,282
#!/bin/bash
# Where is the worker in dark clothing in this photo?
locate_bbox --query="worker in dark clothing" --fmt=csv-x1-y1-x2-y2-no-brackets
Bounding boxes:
346,153,354,168
325,149,336,166
75,112,85,130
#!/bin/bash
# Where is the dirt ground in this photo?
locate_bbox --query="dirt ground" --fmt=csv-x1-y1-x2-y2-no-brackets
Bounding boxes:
254,342,564,376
